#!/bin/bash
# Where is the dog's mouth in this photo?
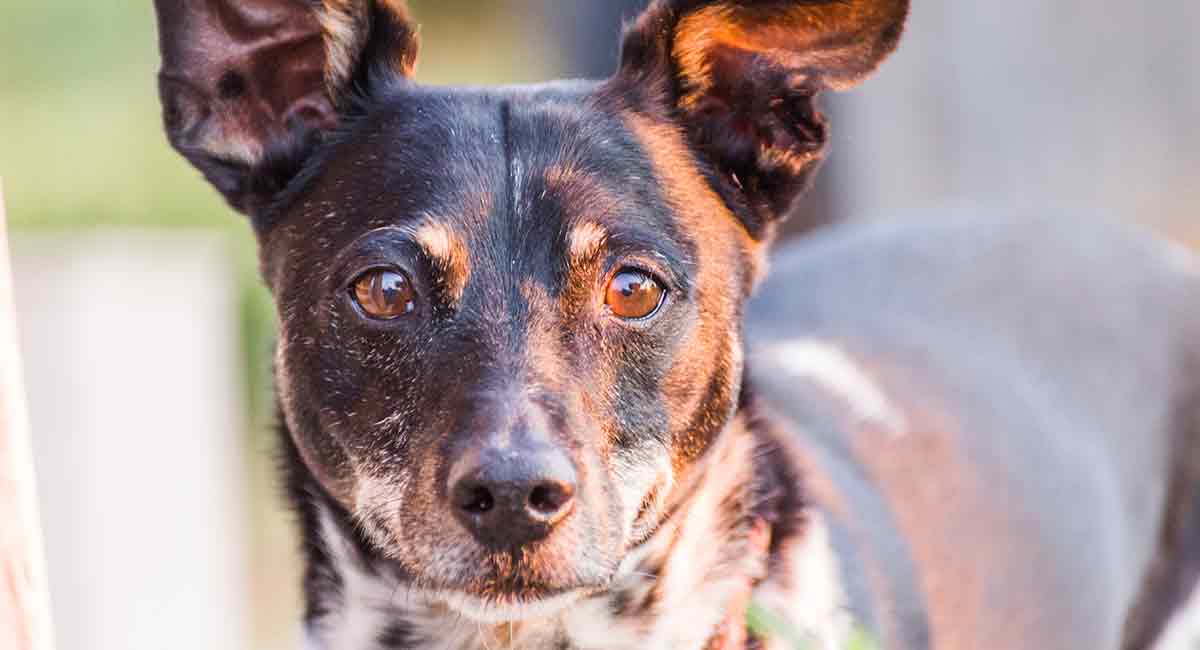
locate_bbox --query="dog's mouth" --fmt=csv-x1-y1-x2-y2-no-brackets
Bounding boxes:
428,535,667,624
384,542,621,622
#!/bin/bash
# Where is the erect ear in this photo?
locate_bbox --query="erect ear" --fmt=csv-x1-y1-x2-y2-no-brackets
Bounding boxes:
154,0,419,223
612,0,909,239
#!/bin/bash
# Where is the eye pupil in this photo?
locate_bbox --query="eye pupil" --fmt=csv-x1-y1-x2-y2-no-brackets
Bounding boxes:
605,269,665,320
352,269,415,319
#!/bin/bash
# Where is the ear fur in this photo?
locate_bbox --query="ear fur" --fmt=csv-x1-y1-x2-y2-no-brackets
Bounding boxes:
317,0,420,102
612,0,909,239
154,0,419,222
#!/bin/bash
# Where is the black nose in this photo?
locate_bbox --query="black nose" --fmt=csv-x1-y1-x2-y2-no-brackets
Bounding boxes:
448,441,577,549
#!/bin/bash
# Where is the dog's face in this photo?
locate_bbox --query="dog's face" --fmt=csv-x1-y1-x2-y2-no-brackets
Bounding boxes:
155,0,906,622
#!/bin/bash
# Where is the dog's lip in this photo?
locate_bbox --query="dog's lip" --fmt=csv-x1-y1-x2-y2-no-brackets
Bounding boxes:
392,536,624,595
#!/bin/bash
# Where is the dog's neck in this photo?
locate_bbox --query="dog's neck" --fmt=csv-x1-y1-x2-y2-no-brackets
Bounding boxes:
288,397,807,650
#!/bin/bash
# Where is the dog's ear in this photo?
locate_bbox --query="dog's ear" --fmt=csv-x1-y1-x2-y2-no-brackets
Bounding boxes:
154,0,419,223
612,0,908,238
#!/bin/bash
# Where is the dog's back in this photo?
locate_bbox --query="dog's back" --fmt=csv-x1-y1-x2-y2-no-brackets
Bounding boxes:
747,211,1200,648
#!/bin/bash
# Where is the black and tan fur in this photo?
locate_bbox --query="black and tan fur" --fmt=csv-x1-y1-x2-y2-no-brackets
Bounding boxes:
153,1,1200,648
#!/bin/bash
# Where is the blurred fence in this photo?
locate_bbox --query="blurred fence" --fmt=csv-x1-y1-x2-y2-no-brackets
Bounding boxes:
12,234,251,650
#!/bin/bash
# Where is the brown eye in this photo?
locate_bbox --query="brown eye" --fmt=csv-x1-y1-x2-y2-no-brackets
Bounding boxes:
605,269,666,320
351,269,416,320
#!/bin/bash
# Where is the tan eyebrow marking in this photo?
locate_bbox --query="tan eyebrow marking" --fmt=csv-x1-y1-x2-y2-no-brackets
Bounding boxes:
542,163,619,271
567,221,609,268
412,221,470,306
544,163,622,220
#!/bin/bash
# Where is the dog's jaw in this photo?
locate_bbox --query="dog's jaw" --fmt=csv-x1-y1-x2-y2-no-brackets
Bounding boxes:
292,404,805,650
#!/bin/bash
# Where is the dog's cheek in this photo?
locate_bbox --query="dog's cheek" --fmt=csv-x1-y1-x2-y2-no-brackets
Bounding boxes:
275,319,363,505
663,317,744,471
616,111,759,471
280,297,432,515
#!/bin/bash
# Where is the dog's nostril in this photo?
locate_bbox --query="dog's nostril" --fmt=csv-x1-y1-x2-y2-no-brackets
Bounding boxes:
527,481,573,517
456,483,495,514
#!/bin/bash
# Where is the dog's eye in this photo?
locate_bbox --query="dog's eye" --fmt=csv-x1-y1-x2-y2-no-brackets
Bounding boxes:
605,269,665,320
351,269,416,320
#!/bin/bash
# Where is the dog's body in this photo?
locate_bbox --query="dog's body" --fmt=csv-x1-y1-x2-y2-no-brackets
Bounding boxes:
152,1,1200,648
747,212,1200,649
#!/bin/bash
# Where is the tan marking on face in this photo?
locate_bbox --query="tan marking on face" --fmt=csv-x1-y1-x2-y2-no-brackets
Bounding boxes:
618,111,767,281
412,221,470,306
567,221,609,269
543,163,620,269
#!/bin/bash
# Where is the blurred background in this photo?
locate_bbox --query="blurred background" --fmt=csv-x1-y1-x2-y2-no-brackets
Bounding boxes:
1,1,1197,648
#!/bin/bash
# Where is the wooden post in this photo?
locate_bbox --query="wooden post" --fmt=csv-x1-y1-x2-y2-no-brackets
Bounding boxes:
0,181,55,650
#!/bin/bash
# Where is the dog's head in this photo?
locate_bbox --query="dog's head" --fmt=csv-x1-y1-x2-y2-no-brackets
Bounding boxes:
155,0,906,622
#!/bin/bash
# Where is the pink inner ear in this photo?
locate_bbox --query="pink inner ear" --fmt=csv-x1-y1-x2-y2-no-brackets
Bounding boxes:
158,0,334,166
246,30,338,130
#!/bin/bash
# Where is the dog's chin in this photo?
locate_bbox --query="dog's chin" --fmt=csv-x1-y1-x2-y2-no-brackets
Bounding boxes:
433,588,589,624
398,545,620,624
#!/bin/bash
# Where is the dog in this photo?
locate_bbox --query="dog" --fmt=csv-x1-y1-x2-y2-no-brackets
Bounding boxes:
152,1,1200,648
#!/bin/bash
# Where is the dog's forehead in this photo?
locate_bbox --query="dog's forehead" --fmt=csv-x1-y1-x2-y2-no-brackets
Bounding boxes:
268,83,692,281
